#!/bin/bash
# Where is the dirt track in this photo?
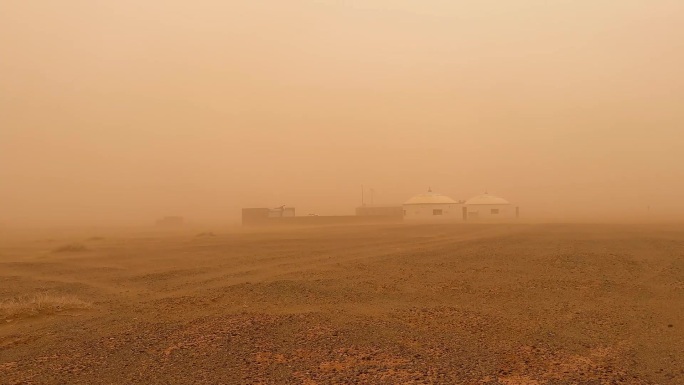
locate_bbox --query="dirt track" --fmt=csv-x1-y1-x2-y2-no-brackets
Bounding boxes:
1,223,683,384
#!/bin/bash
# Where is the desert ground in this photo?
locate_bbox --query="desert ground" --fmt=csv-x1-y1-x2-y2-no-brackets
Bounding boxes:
0,223,682,384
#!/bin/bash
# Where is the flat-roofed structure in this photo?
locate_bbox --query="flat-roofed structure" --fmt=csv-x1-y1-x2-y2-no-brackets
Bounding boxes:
356,205,403,218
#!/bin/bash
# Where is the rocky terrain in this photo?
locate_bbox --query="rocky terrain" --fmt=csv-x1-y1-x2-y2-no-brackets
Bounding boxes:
1,223,682,384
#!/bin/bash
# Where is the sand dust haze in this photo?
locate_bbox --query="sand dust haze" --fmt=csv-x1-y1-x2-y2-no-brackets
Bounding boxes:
2,1,684,226
1,2,683,385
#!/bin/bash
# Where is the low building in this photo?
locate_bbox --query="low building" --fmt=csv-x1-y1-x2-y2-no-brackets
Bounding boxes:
242,206,401,226
156,216,185,227
356,205,403,218
403,189,465,222
464,193,517,221
267,206,295,218
242,207,295,226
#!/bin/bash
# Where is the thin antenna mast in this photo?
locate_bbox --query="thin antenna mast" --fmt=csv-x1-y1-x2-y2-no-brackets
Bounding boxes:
361,185,365,206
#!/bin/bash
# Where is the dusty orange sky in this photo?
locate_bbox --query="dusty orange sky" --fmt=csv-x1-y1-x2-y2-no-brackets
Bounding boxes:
1,1,683,226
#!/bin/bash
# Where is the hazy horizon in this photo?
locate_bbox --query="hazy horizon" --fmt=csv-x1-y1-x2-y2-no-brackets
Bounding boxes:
2,1,683,227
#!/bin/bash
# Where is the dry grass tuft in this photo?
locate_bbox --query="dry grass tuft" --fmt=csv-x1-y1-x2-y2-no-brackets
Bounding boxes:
53,243,89,253
1,293,92,320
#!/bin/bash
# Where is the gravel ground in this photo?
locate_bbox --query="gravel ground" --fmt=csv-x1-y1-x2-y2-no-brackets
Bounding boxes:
0,223,682,384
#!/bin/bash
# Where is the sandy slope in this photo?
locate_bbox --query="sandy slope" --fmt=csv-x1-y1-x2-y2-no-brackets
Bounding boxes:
0,223,682,384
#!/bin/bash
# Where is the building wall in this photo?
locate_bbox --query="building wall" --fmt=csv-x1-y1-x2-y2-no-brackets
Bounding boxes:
356,206,403,217
242,208,271,226
267,207,295,218
243,215,402,227
242,208,401,226
465,204,517,222
403,203,464,222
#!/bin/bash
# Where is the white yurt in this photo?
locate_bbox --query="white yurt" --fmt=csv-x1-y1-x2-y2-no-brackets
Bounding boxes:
403,189,464,222
464,193,517,221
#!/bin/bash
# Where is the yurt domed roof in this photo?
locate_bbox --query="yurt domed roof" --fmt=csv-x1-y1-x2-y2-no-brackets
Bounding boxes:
404,189,458,205
465,193,510,205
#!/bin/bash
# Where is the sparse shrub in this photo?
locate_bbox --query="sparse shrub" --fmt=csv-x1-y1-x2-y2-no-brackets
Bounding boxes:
53,243,88,253
0,293,92,320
